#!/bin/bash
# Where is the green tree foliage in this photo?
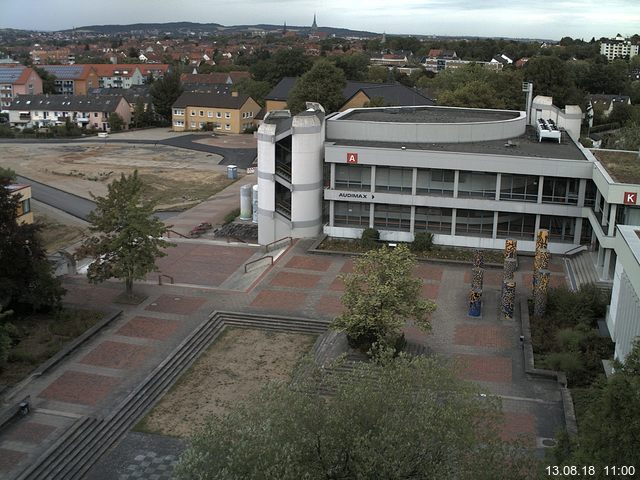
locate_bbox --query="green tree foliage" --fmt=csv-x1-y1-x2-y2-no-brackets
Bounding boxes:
250,48,312,86
107,112,124,132
333,53,370,81
176,354,539,480
553,340,640,478
331,244,436,350
131,96,153,128
0,305,15,368
33,66,57,94
360,227,379,249
523,56,585,107
150,69,184,121
0,178,65,312
77,171,173,297
367,65,389,83
233,78,271,107
0,167,16,182
287,60,346,114
411,231,434,252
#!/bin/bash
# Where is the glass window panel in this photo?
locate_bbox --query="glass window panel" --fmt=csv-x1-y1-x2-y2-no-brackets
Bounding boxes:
496,212,536,239
457,171,496,199
500,174,539,202
455,209,494,237
414,206,452,234
334,201,370,227
416,168,454,196
373,204,411,231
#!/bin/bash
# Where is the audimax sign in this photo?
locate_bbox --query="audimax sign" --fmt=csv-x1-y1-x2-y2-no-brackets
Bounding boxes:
337,192,371,199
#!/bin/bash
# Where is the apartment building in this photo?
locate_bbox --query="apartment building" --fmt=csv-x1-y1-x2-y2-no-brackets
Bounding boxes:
171,92,260,133
92,64,145,89
0,66,43,108
600,34,639,61
37,65,99,95
7,184,33,225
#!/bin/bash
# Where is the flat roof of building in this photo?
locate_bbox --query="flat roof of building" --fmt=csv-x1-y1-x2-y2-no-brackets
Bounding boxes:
329,126,588,161
591,149,640,184
337,106,520,124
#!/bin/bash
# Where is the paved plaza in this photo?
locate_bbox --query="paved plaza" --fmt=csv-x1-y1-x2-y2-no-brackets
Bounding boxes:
0,236,569,478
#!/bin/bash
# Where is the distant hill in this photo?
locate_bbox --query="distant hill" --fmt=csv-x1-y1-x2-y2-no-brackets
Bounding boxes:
63,21,378,38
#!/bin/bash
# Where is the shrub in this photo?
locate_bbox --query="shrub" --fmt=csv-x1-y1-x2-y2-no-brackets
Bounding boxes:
411,232,434,253
223,208,240,225
544,351,585,384
579,137,593,148
360,228,380,250
0,125,15,138
555,326,589,352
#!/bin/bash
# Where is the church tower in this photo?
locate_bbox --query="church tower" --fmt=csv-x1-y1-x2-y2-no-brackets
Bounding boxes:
312,13,318,30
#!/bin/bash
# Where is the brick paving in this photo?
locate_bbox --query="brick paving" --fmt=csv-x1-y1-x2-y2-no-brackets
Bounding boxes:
454,324,513,349
421,283,440,299
455,354,513,383
463,269,505,287
38,371,121,406
500,411,537,446
144,294,207,316
79,341,154,370
116,316,181,341
269,271,322,289
285,255,332,271
249,290,308,312
0,449,26,473
412,264,444,282
2,422,56,444
314,294,344,316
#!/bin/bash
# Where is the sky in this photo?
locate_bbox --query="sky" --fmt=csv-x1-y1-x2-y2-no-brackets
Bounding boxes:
2,0,639,40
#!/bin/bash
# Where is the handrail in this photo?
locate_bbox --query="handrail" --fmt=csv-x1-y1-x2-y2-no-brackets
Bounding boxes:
158,274,174,285
563,244,587,257
165,229,189,239
264,236,292,253
244,255,273,273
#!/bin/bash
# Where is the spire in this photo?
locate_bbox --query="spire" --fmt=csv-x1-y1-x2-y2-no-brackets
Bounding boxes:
381,31,386,44
312,13,317,29
283,21,287,35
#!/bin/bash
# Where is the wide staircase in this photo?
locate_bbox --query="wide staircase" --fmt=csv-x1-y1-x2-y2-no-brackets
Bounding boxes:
565,251,612,296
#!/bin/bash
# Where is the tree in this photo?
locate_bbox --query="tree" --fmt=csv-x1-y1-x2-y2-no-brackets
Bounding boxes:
108,112,124,132
33,66,57,94
333,53,370,81
553,340,640,478
250,48,312,85
331,244,436,351
131,97,147,128
367,65,388,83
439,80,505,109
233,78,271,107
0,305,15,368
77,171,173,297
287,60,346,114
150,69,184,121
0,177,64,312
523,56,585,107
176,354,539,480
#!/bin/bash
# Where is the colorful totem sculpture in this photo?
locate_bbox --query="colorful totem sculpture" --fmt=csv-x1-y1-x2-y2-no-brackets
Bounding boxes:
535,229,549,252
473,249,484,269
471,267,484,291
533,247,550,293
504,238,517,261
468,288,482,317
502,279,516,320
533,269,551,318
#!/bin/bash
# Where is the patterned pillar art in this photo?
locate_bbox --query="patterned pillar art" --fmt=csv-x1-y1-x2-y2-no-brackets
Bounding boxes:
504,238,517,262
468,288,482,317
535,229,549,252
533,248,550,293
471,267,484,291
502,279,516,320
473,249,484,269
533,269,551,318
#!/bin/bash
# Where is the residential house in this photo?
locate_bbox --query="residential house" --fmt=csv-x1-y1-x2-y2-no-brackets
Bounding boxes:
92,64,145,89
589,94,632,118
38,65,99,95
0,66,43,108
171,91,261,133
7,94,131,132
491,54,513,66
600,34,639,61
30,47,75,64
7,184,33,225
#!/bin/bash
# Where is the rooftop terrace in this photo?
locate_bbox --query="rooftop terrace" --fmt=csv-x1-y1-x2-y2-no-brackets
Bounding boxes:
338,106,520,124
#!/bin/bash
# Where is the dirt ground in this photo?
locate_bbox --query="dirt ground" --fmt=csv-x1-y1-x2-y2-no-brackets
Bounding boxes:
138,328,316,438
3,143,233,210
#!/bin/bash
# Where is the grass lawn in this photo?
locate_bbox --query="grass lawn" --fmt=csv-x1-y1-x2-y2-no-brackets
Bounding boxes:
592,149,640,184
139,172,235,211
0,309,103,388
34,213,87,253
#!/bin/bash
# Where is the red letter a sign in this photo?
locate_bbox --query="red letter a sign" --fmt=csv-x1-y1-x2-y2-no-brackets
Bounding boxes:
347,152,358,164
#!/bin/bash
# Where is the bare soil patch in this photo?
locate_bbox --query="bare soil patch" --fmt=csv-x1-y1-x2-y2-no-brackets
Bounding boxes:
34,211,87,253
3,143,233,210
136,328,316,438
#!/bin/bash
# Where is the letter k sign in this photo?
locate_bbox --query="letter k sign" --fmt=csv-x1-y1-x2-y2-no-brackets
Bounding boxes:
624,192,637,205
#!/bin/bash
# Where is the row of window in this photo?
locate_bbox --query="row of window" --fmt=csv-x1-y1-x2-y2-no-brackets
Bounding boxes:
173,120,232,131
333,202,578,242
334,165,581,205
173,109,255,119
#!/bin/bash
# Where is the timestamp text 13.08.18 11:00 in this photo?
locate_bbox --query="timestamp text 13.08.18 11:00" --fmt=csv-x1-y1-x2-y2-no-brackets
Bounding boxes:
546,465,636,477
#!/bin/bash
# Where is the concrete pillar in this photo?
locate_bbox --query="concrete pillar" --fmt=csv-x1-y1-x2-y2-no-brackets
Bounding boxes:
329,200,335,227
495,173,501,201
608,204,618,236
453,170,460,198
492,211,499,239
603,249,612,281
574,217,583,244
537,175,544,203
411,168,417,196
534,214,541,233
369,202,375,228
370,165,376,193
578,179,586,207
410,205,416,234
451,209,457,236
594,189,601,213
330,163,335,189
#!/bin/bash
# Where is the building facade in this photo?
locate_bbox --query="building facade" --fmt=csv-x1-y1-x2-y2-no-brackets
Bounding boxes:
38,65,99,95
171,92,260,134
600,35,639,61
0,66,43,109
7,184,33,225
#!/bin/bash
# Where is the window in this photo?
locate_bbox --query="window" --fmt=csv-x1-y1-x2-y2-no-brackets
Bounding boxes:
375,167,413,193
225,112,231,119
584,180,597,207
539,215,575,242
216,112,221,118
335,164,371,190
500,174,538,202
190,122,196,128
225,124,231,130
374,204,411,231
542,177,578,205
416,168,454,196
207,111,213,118
199,110,204,117
334,202,370,227
455,209,494,237
190,110,196,116
173,109,184,116
173,120,184,127
457,171,496,199
94,112,98,117
414,207,452,234
249,111,253,117
17,198,30,216
496,212,536,239
199,122,204,129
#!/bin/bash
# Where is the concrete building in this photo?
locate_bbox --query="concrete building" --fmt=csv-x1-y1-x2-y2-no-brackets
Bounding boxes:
600,35,639,61
37,65,99,95
608,225,640,362
171,91,260,133
7,184,33,225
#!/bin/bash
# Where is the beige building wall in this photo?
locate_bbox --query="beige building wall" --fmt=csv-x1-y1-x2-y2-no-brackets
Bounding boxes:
12,186,33,225
173,98,261,134
265,99,288,113
340,91,371,111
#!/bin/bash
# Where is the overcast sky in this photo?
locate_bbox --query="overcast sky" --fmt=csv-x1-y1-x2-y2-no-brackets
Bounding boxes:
2,0,639,40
